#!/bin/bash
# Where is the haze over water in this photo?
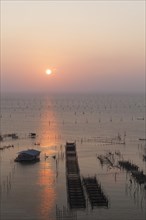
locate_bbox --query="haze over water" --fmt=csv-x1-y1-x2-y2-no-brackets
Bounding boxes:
0,93,146,220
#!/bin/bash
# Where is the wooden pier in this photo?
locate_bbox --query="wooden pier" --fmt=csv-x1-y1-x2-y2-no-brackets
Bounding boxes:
131,170,146,184
83,176,108,208
65,142,86,209
119,160,146,185
118,161,139,171
0,145,14,150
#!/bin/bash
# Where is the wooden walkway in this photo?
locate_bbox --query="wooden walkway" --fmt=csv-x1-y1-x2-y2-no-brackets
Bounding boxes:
65,142,86,209
118,160,146,184
83,176,108,208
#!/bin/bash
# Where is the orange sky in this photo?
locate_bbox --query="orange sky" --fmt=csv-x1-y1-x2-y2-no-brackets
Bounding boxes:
1,1,145,93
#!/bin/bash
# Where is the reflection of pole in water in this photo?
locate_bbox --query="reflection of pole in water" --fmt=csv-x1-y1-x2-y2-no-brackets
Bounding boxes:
125,178,146,210
56,158,58,179
56,205,77,220
1,164,16,195
114,173,117,182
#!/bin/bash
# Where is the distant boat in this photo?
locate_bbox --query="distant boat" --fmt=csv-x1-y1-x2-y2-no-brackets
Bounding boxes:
137,117,144,120
14,149,41,162
0,135,3,141
143,155,146,161
139,138,146,141
12,133,18,139
29,133,36,138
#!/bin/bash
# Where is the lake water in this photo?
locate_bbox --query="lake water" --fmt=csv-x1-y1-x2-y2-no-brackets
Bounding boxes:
0,93,145,220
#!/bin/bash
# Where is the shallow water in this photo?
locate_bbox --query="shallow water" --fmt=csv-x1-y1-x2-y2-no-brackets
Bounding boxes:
0,93,145,220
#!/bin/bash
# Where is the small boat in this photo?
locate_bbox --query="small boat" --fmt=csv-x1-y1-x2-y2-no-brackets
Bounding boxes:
12,133,18,139
0,135,3,141
34,142,40,145
139,138,146,141
15,149,41,162
143,155,146,161
137,117,144,120
52,155,56,159
29,133,36,138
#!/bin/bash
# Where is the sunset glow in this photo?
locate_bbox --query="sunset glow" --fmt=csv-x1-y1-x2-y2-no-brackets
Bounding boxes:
1,1,145,93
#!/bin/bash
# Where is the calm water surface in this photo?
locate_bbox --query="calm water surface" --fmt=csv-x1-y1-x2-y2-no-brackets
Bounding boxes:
0,94,145,220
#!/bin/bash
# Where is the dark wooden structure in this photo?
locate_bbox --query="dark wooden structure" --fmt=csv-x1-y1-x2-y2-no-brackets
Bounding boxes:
65,142,86,209
83,176,108,208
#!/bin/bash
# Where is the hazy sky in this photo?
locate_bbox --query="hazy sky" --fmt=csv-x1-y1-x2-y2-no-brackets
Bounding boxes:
1,0,145,93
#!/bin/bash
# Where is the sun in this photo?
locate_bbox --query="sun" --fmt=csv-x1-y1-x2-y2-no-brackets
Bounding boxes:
46,69,52,75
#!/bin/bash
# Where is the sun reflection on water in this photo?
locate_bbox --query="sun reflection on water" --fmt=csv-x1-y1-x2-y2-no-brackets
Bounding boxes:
37,161,56,219
37,98,60,219
39,98,60,149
